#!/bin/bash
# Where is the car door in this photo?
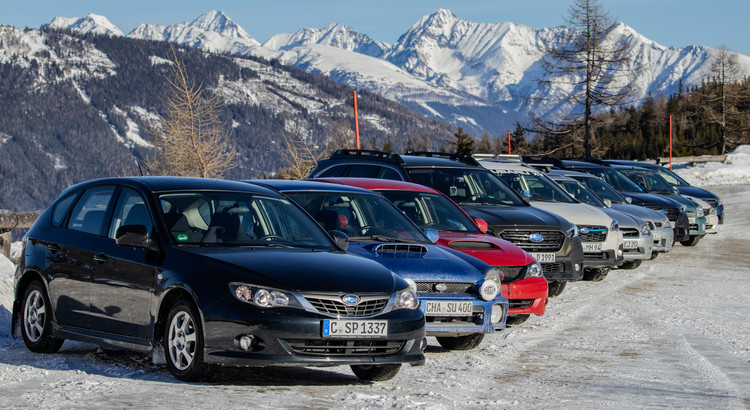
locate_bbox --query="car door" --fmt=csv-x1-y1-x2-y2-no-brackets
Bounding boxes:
47,185,116,330
90,187,158,338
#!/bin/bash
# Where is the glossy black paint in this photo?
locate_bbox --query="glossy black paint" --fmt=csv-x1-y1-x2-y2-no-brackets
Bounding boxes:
12,177,425,370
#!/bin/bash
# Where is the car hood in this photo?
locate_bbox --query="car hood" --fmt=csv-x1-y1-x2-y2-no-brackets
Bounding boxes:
676,186,719,201
462,204,572,230
611,203,669,225
600,207,643,229
530,202,613,227
435,232,534,267
617,192,682,208
179,247,401,293
346,241,490,282
659,194,697,211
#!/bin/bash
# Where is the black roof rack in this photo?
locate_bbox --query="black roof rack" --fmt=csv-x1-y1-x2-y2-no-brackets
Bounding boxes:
329,149,405,164
404,151,480,166
521,155,567,170
561,158,613,167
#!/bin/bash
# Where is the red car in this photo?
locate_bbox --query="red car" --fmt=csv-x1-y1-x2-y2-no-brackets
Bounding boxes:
312,178,548,325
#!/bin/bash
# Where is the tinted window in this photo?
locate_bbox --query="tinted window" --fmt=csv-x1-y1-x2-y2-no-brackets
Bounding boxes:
558,181,605,207
492,170,576,203
108,189,153,239
67,186,116,236
377,167,403,181
347,164,380,178
406,167,525,206
379,190,481,233
318,165,349,178
51,192,78,226
574,177,627,203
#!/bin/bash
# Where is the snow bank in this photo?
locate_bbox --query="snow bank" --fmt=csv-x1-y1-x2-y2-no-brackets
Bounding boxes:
674,145,750,187
0,253,15,337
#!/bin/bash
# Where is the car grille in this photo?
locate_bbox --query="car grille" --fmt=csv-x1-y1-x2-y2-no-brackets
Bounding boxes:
303,295,389,317
578,226,608,242
690,224,699,231
584,252,608,260
285,339,404,356
647,206,680,221
704,198,718,207
494,266,526,283
542,263,564,273
416,281,475,294
621,227,639,238
499,230,564,252
509,299,535,309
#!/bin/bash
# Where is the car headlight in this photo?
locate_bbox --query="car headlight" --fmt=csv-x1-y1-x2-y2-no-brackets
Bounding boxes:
696,207,704,217
610,220,619,232
393,287,419,310
480,268,500,301
230,283,301,308
679,204,687,213
525,261,543,278
404,277,417,294
640,223,651,236
565,224,578,238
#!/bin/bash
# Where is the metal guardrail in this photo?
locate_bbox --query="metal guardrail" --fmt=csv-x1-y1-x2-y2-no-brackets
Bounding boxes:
0,210,42,259
657,155,727,166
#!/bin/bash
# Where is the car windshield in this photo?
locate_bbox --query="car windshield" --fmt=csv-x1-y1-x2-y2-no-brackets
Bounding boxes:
578,167,645,193
557,180,606,207
491,169,577,203
157,191,335,249
653,167,691,187
284,191,430,243
572,176,628,204
378,190,482,234
405,167,525,206
620,170,678,194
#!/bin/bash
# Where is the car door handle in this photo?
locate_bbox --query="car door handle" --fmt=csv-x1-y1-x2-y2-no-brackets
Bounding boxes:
47,243,61,253
93,254,108,264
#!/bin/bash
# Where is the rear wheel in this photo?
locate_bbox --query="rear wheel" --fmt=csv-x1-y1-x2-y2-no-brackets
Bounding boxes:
164,300,206,381
619,259,642,270
435,333,484,350
21,281,64,353
680,235,703,246
506,314,530,326
350,364,401,381
649,251,660,260
547,280,567,297
583,267,609,282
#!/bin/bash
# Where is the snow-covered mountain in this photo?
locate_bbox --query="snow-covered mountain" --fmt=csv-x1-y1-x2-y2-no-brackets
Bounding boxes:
41,9,750,135
45,13,124,37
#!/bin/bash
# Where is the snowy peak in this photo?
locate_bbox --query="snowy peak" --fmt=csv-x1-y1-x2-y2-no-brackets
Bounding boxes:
264,22,389,58
46,13,124,37
187,10,252,41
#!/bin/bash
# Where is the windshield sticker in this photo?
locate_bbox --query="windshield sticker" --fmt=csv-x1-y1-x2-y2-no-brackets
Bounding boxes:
177,234,188,241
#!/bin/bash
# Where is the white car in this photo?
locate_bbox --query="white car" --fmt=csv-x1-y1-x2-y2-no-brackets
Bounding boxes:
686,195,719,234
479,159,623,282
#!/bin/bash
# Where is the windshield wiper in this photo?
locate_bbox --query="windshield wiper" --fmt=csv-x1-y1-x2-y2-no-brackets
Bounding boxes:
350,235,418,243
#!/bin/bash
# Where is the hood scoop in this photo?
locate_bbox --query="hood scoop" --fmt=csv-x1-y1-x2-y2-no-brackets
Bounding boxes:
448,240,497,250
375,243,428,255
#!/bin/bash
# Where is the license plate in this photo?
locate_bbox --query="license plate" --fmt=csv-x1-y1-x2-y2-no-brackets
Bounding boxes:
583,243,603,252
531,252,556,262
623,240,639,249
653,232,662,241
423,300,473,316
322,320,387,338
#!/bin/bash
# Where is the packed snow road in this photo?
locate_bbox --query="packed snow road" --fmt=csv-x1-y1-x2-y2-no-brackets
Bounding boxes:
0,185,748,409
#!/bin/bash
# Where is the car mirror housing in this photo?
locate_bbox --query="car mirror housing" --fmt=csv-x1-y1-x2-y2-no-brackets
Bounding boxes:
603,199,612,208
624,196,633,204
116,224,160,252
329,230,349,251
423,228,440,243
474,218,489,233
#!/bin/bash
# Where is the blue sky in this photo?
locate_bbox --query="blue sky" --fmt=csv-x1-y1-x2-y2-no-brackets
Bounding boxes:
2,0,749,55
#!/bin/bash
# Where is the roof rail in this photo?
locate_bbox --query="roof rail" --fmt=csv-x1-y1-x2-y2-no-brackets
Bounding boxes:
404,151,480,166
473,153,523,163
521,155,566,169
329,149,405,164
562,157,612,167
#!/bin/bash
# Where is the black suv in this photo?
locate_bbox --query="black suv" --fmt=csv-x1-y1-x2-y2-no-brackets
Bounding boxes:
311,150,584,297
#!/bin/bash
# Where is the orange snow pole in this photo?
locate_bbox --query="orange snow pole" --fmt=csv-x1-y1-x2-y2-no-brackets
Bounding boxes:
353,90,361,150
669,114,673,170
508,131,511,155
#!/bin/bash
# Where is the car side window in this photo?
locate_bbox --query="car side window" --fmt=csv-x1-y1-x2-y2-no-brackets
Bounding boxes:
51,192,79,227
377,167,403,181
318,165,349,177
67,186,116,236
108,188,153,239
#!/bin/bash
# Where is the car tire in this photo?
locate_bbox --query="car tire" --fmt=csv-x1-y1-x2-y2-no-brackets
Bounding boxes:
506,314,530,326
649,251,660,260
350,364,402,381
435,333,484,350
164,300,206,381
21,281,64,353
619,260,642,270
583,267,609,282
680,235,703,247
547,280,567,297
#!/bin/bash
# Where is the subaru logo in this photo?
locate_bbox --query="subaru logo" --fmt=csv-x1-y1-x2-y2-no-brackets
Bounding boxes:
435,283,448,292
341,294,360,306
529,233,544,243
579,227,590,234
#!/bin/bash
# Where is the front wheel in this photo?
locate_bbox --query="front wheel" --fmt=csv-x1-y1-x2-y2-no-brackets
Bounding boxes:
21,281,64,353
619,259,642,270
506,314,530,326
164,300,206,381
350,364,402,381
435,333,484,351
680,235,703,247
583,267,609,282
547,280,567,297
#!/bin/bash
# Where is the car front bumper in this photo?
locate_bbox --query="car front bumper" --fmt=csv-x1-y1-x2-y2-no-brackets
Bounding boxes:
622,233,653,261
503,277,548,317
651,226,674,253
419,294,508,336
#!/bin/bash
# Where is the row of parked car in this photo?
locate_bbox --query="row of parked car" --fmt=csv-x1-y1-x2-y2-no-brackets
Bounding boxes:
10,150,722,382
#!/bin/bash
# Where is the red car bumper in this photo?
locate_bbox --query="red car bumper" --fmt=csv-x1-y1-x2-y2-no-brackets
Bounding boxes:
502,277,548,316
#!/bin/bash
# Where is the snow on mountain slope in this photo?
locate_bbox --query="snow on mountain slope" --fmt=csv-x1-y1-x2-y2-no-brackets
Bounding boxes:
264,23,389,58
46,13,124,37
127,10,260,55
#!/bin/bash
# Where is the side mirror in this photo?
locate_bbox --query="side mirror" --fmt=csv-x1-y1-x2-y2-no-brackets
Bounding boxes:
423,228,440,243
116,225,160,252
602,199,612,208
519,195,530,205
329,230,349,251
625,196,633,204
474,218,489,233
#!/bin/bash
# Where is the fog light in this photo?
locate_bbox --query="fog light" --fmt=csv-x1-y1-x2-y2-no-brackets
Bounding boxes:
491,305,505,324
239,335,256,351
574,263,581,271
616,249,623,258
480,280,499,301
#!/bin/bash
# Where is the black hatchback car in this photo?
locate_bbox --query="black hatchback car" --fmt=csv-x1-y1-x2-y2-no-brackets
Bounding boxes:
12,177,425,382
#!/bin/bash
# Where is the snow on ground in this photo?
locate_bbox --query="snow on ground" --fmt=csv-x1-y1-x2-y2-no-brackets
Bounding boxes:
1,154,749,408
673,145,750,186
